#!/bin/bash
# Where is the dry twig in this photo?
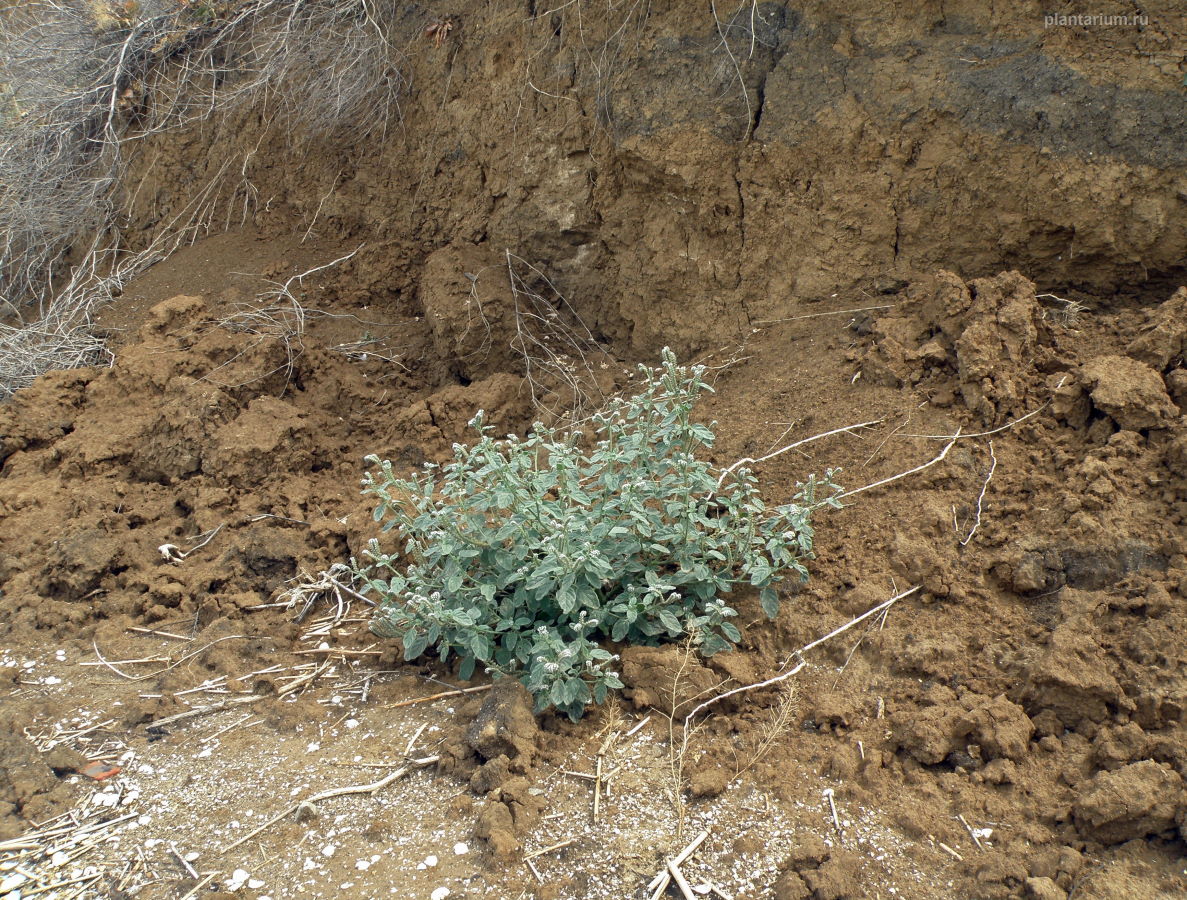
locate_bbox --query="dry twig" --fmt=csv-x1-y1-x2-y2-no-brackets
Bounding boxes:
223,725,437,852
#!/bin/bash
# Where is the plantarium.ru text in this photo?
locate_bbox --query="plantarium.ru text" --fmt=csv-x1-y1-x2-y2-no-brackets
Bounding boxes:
358,350,841,720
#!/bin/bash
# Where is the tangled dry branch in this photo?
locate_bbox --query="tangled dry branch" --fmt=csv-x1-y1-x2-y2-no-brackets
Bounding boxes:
0,0,407,395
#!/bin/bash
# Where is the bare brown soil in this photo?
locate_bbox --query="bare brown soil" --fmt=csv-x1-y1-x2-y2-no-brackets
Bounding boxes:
4,2,1187,899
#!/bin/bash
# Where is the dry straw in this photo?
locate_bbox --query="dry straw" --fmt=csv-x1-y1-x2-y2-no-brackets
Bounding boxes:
0,0,406,396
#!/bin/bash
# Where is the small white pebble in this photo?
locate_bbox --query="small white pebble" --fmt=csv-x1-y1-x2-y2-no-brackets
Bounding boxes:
44,675,62,685
51,851,69,866
184,852,199,862
424,855,438,867
453,843,468,855
355,859,371,871
225,868,250,891
345,719,359,729
195,747,212,759
321,844,336,858
318,641,330,650
307,742,320,752
248,879,265,889
0,874,29,893
431,889,450,900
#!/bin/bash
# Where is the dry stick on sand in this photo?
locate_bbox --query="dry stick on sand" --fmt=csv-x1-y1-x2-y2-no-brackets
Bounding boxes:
147,661,333,729
713,419,884,493
384,683,492,710
834,432,959,501
523,838,576,861
177,873,218,900
224,725,438,853
822,787,842,835
678,586,922,758
92,635,248,684
127,626,193,641
592,729,619,823
647,829,709,900
958,440,996,546
752,303,894,326
146,695,264,730
668,859,698,900
958,813,984,851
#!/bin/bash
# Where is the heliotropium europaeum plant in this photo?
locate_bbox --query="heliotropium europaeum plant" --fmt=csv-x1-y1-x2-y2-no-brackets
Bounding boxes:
358,349,841,720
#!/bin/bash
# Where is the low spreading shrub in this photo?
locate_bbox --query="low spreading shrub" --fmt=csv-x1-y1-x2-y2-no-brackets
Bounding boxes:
359,350,841,719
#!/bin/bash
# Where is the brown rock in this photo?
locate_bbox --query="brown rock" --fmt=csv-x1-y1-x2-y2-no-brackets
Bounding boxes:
465,679,538,767
1025,876,1067,900
43,746,87,774
469,755,512,794
688,763,731,798
619,645,720,716
1021,624,1128,727
890,704,965,765
1091,723,1148,770
474,801,519,858
802,851,861,900
1012,553,1050,594
782,832,831,868
961,694,1034,761
1073,760,1183,843
1079,355,1178,430
1166,368,1187,410
1127,287,1187,371
981,758,1017,785
773,870,811,900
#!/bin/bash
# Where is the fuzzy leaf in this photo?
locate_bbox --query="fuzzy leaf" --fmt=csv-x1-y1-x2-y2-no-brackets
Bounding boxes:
759,586,779,619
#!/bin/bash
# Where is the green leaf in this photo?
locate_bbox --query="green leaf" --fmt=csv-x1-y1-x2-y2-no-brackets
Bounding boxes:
549,679,567,708
402,629,429,660
557,581,577,614
760,586,779,618
657,609,682,635
458,655,476,680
